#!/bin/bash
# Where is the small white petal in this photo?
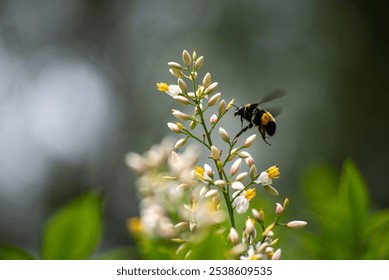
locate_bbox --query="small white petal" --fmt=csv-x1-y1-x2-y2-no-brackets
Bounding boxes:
205,189,218,198
264,185,279,196
231,181,245,190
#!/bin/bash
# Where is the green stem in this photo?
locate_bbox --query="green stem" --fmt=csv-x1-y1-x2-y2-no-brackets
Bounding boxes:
186,67,236,228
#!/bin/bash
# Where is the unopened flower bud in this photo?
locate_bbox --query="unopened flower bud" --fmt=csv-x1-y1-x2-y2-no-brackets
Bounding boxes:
196,85,204,99
219,127,230,143
262,222,275,237
189,120,197,130
275,203,284,215
245,156,255,167
182,50,192,65
192,49,197,61
231,181,244,190
208,92,221,106
236,172,248,181
177,78,187,92
211,145,221,160
259,208,265,223
230,158,242,176
167,122,181,133
204,82,218,95
175,137,188,149
202,72,211,88
210,114,218,125
214,179,226,188
250,164,257,180
238,151,250,158
283,197,289,209
272,249,282,260
227,98,235,110
173,95,190,105
174,222,188,231
200,186,210,197
172,109,190,121
176,183,189,191
243,134,257,148
205,189,218,198
245,218,255,235
287,221,307,229
169,68,183,78
228,228,239,244
191,71,198,81
168,62,183,69
203,165,213,178
194,56,204,70
251,208,261,221
218,100,227,114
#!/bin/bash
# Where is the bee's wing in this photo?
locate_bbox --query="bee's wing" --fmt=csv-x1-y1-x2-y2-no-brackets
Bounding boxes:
258,89,287,105
267,106,283,118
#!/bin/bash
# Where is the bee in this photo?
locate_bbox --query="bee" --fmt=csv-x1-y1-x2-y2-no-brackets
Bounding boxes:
233,90,286,145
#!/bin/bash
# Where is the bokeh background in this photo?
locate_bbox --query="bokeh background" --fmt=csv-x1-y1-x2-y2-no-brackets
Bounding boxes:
0,0,388,259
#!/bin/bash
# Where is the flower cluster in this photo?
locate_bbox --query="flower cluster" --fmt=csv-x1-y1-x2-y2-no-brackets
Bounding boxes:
126,50,306,259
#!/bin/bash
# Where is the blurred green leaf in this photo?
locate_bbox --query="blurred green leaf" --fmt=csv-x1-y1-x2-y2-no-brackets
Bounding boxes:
41,192,103,260
301,159,389,259
364,209,389,259
187,230,227,260
338,159,369,225
0,243,35,260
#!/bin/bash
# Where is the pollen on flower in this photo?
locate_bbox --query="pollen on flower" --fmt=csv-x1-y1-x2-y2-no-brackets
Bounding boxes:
193,166,205,180
156,82,169,92
267,165,280,179
245,188,256,201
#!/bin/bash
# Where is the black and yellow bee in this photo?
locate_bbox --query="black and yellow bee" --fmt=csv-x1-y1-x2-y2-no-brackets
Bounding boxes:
233,90,286,145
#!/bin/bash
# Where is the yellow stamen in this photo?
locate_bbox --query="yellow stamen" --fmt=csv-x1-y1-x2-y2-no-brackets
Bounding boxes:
267,165,280,179
249,254,260,260
245,188,256,201
156,82,169,92
193,166,205,180
267,251,274,259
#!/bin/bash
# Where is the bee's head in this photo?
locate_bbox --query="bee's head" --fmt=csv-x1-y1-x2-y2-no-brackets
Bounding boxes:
233,105,244,117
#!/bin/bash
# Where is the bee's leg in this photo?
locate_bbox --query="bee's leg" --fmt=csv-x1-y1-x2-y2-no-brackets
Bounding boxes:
261,132,271,146
234,123,252,140
240,116,244,127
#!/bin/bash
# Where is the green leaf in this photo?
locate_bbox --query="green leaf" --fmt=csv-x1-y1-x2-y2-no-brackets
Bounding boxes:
363,209,389,259
0,243,35,260
338,159,369,224
41,192,103,259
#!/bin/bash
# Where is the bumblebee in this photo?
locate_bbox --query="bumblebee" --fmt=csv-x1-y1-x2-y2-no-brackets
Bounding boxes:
233,90,286,145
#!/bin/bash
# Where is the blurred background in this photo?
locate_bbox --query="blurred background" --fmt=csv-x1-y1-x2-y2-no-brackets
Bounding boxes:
0,0,388,259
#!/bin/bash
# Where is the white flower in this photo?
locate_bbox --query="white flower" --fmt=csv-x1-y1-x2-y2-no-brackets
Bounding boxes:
166,85,182,97
240,245,262,260
254,166,280,196
256,171,271,185
232,188,256,214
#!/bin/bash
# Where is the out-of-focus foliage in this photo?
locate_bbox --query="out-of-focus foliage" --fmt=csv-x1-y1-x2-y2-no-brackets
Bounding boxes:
0,192,105,260
302,159,389,259
41,192,103,259
0,244,35,260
